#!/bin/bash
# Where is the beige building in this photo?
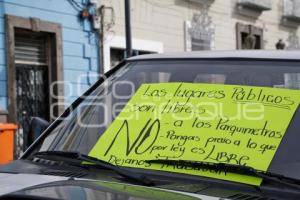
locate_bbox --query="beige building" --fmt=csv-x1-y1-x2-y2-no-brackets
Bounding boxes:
98,0,300,72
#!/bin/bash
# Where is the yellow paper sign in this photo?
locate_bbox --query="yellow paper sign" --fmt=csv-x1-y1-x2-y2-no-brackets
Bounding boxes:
89,83,300,185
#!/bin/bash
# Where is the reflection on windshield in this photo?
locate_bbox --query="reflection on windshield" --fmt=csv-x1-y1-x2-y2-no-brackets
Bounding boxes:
20,180,200,200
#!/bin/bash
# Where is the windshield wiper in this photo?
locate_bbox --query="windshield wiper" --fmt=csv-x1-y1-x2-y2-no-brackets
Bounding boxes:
32,151,154,186
146,159,300,190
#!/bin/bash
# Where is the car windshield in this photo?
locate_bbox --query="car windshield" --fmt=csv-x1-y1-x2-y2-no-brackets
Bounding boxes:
35,59,300,181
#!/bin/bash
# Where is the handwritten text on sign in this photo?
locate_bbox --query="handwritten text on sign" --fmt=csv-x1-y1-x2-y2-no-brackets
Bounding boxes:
89,83,300,185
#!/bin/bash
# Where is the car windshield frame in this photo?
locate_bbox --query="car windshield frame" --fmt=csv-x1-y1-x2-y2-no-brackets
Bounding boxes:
22,58,300,184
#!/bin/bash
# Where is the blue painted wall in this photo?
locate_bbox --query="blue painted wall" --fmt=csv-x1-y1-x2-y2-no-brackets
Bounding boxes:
0,0,100,112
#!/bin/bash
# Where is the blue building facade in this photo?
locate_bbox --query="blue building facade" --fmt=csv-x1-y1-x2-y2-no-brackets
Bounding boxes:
0,0,100,124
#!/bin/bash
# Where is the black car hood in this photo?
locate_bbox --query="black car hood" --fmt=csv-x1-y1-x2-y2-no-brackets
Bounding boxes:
0,174,209,200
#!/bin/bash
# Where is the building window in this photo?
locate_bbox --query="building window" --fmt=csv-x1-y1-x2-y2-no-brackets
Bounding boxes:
5,15,63,155
103,36,163,72
236,23,263,49
110,48,153,68
282,0,300,26
14,29,51,150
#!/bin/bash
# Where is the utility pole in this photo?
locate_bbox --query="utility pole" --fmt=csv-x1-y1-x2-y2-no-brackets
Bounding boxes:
99,5,105,74
125,0,133,58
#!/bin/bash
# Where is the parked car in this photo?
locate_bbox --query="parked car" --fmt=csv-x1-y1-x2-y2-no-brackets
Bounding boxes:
0,50,300,200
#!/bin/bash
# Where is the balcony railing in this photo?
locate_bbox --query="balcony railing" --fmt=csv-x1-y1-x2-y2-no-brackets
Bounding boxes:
283,0,300,22
238,0,272,11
